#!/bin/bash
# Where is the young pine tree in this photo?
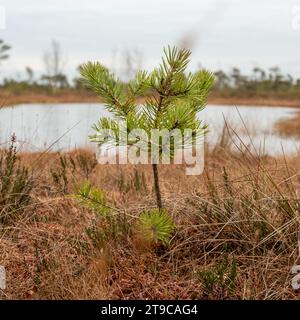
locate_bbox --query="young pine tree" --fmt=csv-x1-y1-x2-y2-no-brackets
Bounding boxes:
80,46,214,210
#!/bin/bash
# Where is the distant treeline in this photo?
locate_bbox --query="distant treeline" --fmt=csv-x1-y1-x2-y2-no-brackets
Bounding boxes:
0,38,299,99
1,67,84,93
3,66,300,96
212,67,300,98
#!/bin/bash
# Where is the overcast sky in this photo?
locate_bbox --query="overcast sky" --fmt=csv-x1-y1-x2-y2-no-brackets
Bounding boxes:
1,0,300,79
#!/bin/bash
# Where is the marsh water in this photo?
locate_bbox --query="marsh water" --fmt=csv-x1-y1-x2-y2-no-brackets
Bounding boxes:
0,103,299,156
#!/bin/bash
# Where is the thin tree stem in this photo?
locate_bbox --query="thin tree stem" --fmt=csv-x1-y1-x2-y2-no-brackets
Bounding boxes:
152,163,163,210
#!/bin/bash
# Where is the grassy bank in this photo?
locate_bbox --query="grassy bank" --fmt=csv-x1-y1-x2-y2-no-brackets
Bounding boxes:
210,96,300,108
0,135,300,300
275,111,300,138
0,88,98,106
1,88,300,108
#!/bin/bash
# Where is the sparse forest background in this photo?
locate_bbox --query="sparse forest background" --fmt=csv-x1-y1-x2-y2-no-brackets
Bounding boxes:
1,39,300,105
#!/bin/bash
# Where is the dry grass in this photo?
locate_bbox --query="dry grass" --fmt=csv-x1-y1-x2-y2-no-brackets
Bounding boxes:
210,96,300,108
1,135,300,300
0,89,99,106
275,111,300,138
2,87,300,108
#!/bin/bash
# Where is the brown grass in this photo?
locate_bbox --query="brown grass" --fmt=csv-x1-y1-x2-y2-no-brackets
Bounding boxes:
275,111,300,138
209,96,300,108
0,89,99,106
1,88,300,108
1,137,300,300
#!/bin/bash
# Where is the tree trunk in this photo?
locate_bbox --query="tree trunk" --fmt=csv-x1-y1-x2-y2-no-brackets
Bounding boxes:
152,163,163,210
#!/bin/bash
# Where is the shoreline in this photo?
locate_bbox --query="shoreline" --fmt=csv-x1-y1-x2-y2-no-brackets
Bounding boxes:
1,91,300,108
209,97,300,108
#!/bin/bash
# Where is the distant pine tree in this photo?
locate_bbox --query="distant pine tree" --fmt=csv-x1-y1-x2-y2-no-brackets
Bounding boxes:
0,39,11,64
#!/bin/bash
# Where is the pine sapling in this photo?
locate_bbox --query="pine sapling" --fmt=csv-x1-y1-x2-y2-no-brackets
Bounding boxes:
80,46,214,210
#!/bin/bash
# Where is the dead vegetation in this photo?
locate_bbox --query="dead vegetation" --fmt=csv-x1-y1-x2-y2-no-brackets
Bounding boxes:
0,130,300,300
275,111,300,139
